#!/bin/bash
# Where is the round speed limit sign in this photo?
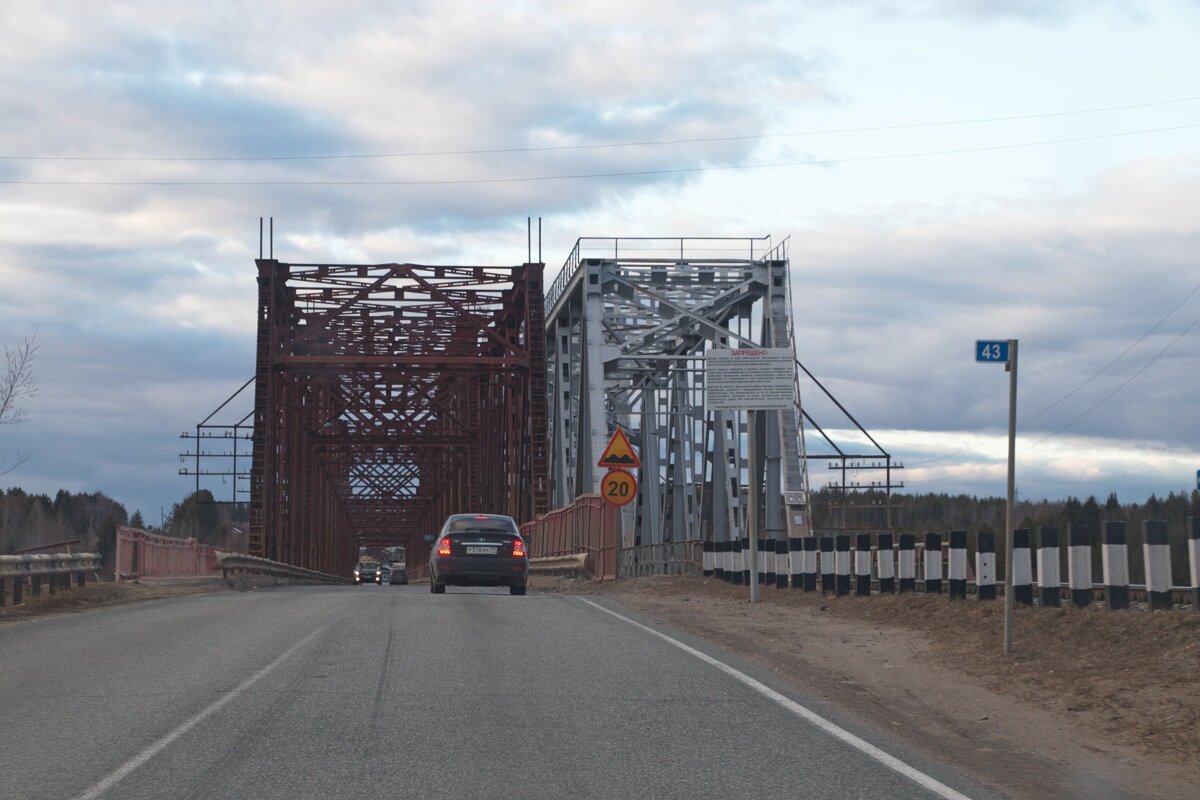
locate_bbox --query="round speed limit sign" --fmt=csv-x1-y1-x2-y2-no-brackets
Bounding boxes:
602,469,637,506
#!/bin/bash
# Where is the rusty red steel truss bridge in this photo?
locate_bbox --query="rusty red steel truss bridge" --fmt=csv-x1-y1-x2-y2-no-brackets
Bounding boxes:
247,259,549,574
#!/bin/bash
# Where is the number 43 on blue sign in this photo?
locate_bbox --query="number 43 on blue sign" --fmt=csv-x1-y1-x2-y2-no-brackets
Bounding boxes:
975,340,1010,363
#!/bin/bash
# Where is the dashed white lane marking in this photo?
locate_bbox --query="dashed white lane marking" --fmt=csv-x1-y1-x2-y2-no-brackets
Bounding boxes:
70,623,331,800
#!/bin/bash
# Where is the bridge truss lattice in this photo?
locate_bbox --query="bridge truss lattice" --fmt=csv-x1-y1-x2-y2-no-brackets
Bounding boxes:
544,237,812,551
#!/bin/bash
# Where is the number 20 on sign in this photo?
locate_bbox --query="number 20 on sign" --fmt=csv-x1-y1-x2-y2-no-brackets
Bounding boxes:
602,469,637,507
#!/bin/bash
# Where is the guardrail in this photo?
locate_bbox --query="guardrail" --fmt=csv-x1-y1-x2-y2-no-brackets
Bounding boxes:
519,493,618,581
1,553,100,607
115,526,222,582
620,541,702,578
216,553,348,585
708,520,1200,611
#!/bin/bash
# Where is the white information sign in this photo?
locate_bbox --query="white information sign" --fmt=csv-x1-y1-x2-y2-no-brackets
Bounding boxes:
705,348,796,411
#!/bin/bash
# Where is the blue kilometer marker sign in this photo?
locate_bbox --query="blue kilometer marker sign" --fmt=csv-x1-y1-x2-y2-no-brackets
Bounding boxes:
975,340,1010,363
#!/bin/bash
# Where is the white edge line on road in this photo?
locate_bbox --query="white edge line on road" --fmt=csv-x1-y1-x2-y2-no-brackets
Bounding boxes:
577,597,975,800
70,623,331,800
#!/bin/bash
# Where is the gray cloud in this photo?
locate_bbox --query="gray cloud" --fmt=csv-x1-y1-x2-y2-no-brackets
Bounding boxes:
793,159,1200,456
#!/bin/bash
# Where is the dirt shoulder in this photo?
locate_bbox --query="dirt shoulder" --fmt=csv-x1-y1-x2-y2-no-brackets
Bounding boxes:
0,579,226,622
540,575,1199,800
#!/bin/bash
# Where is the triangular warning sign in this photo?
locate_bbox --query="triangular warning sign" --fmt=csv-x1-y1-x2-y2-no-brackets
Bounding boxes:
597,428,641,469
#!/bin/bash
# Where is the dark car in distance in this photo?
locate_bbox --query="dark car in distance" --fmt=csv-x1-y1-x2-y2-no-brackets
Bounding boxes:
378,563,408,585
353,561,379,586
430,514,528,595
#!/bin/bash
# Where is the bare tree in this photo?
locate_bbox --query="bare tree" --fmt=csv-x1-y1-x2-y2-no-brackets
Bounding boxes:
1,334,37,476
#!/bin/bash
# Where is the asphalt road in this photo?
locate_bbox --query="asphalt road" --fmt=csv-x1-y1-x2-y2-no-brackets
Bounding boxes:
0,585,1003,800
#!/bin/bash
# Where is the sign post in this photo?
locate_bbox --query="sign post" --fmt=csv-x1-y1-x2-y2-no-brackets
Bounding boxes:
976,339,1018,656
705,347,797,604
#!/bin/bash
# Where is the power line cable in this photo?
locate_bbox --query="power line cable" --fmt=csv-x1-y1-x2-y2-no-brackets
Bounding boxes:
3,94,1197,163
905,313,1200,485
3,122,1197,186
1018,278,1200,427
902,277,1200,469
1029,310,1200,446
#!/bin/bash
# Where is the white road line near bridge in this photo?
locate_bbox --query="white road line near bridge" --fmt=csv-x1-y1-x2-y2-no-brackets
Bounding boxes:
69,622,333,800
577,597,975,800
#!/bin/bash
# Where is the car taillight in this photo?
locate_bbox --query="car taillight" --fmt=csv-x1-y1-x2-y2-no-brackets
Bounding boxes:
437,538,452,557
512,539,526,558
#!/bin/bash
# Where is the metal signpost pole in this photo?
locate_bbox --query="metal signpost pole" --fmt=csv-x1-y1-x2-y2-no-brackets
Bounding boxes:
748,409,760,604
1003,339,1019,656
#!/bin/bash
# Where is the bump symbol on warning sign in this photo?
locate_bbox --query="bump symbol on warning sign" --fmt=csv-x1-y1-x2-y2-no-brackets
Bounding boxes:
597,428,641,469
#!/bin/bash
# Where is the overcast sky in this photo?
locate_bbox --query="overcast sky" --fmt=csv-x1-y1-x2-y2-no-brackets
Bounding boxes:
2,0,1198,520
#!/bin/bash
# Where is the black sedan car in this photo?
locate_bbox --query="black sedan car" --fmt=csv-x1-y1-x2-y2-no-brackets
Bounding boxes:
429,514,528,595
352,561,379,586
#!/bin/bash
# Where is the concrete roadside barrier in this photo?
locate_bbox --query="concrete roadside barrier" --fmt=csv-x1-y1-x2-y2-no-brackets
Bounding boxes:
877,533,896,594
1067,524,1093,608
1189,517,1199,612
1143,521,1172,610
898,534,916,593
924,533,942,594
801,537,817,592
775,539,788,590
529,553,589,577
1102,521,1129,611
1011,528,1033,606
1037,526,1061,607
854,533,871,596
976,531,996,601
820,536,835,594
947,531,967,600
834,534,851,596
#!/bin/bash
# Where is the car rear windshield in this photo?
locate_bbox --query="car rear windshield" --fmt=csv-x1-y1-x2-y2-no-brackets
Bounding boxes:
446,516,518,534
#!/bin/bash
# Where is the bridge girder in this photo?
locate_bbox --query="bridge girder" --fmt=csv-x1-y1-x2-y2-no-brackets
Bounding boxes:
249,260,548,573
544,237,811,549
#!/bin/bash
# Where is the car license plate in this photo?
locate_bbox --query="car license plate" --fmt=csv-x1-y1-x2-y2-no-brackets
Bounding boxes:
465,546,497,555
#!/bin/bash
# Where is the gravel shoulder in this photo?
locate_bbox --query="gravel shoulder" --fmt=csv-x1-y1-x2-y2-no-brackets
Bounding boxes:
538,575,1199,800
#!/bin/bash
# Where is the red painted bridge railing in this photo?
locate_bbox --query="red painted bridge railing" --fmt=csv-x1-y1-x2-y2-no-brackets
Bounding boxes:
520,494,619,581
114,526,221,582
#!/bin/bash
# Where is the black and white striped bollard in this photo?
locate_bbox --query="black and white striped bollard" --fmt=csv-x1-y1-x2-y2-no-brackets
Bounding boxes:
898,534,916,593
789,536,803,589
802,537,817,592
835,534,851,596
1189,516,1199,612
1037,526,1062,607
761,537,771,586
976,531,996,601
1143,520,1172,610
741,535,751,585
924,533,942,594
877,533,896,593
775,539,788,589
730,537,742,584
1067,524,1093,608
947,530,967,600
1101,521,1129,610
854,533,871,596
1011,528,1033,606
820,536,835,594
